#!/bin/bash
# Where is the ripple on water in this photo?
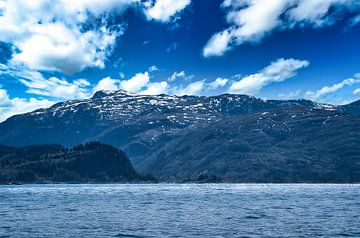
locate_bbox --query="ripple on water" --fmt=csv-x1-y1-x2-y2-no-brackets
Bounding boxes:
0,184,359,238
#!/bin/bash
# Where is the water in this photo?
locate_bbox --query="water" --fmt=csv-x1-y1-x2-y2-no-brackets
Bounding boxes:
0,184,359,238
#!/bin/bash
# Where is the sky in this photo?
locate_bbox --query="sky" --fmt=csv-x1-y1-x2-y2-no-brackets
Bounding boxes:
0,0,360,122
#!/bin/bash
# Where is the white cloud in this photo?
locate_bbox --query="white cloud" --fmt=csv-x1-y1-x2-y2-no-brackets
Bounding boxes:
140,81,169,95
120,72,150,93
228,58,309,95
19,75,91,100
207,77,229,90
168,71,194,82
354,88,360,96
105,70,208,96
74,79,91,87
174,80,205,96
305,76,360,101
0,0,188,74
13,24,122,74
169,71,185,81
288,0,353,27
0,64,91,99
277,89,302,99
0,88,55,122
203,30,233,57
0,0,139,74
94,71,168,95
93,77,121,93
144,0,191,22
204,0,360,57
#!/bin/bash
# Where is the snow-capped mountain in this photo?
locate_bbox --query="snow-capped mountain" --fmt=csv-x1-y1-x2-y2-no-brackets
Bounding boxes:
0,90,326,147
0,90,359,182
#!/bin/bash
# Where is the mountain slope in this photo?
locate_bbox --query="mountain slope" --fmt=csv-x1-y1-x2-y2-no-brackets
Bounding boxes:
138,107,360,182
339,100,360,116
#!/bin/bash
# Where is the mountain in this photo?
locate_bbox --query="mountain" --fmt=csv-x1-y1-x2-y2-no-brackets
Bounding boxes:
339,100,360,116
0,142,154,184
0,90,334,157
0,90,359,182
139,107,360,182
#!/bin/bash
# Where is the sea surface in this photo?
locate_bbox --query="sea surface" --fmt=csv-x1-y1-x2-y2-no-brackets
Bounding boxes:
0,184,359,237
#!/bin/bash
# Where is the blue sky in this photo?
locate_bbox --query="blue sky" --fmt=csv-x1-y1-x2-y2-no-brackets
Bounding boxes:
0,0,360,121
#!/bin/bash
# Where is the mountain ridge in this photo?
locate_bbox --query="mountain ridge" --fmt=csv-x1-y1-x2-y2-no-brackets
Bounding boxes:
1,90,359,182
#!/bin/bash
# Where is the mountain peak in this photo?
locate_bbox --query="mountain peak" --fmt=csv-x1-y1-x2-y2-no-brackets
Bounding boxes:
92,89,137,99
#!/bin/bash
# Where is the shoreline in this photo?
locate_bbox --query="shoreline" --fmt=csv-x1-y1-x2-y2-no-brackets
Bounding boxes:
2,182,360,186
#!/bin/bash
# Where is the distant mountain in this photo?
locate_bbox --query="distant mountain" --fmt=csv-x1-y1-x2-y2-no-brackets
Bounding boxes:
0,142,154,184
0,90,359,182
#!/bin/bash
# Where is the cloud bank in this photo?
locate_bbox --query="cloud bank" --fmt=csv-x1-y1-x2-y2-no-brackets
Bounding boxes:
204,0,360,57
228,58,309,95
0,0,191,74
305,74,360,101
0,88,54,122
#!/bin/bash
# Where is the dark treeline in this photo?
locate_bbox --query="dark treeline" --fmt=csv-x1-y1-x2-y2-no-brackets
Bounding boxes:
0,142,156,184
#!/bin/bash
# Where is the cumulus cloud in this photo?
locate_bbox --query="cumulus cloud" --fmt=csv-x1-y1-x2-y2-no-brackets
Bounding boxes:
95,69,207,96
203,30,233,57
93,71,171,95
0,88,55,122
0,0,189,74
207,77,229,90
120,72,150,93
204,0,360,57
105,70,199,96
305,75,360,101
144,0,191,22
174,80,205,96
228,58,309,95
93,77,121,92
0,0,140,74
140,81,169,95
